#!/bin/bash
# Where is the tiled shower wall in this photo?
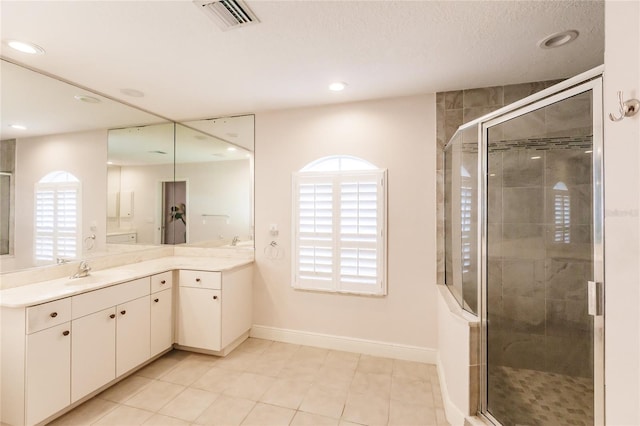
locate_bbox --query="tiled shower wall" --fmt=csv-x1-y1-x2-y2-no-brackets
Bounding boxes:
435,79,562,285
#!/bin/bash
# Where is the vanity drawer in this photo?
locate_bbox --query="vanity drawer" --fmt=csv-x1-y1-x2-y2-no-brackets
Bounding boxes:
179,270,221,289
26,298,72,334
151,271,173,293
72,277,150,319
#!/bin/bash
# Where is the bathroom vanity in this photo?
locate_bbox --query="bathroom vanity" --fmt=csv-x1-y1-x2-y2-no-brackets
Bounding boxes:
0,257,253,426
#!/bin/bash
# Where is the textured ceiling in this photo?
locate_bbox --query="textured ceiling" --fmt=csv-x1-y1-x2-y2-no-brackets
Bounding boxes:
0,0,604,122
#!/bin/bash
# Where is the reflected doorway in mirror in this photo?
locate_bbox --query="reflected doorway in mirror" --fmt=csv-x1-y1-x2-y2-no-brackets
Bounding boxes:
162,180,187,244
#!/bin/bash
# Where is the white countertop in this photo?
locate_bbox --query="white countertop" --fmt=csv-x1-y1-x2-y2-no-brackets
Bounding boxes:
0,256,253,308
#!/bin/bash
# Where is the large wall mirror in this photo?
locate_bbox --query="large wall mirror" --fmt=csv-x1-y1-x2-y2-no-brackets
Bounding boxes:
1,59,255,275
0,59,167,273
106,120,254,248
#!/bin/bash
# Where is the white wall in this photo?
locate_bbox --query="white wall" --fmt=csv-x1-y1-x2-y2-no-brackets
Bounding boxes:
253,94,438,353
604,1,640,424
5,129,107,270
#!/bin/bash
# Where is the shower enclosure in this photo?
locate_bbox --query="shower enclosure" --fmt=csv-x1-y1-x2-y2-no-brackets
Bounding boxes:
444,68,603,426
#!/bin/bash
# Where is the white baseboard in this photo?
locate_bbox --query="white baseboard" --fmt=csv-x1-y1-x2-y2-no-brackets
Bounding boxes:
250,324,437,364
436,353,466,426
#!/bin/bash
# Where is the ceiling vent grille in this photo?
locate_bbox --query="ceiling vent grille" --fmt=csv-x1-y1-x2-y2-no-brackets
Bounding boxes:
194,0,260,31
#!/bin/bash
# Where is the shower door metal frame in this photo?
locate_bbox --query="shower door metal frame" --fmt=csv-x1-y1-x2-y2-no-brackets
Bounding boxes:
477,76,604,426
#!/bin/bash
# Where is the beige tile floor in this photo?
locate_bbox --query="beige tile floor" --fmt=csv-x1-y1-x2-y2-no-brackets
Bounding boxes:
48,338,450,426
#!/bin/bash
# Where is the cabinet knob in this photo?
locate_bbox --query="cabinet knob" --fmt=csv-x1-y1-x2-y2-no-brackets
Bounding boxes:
213,295,218,300
120,310,126,315
50,312,58,318
154,298,159,303
62,330,70,336
160,280,166,284
195,278,201,282
109,314,116,319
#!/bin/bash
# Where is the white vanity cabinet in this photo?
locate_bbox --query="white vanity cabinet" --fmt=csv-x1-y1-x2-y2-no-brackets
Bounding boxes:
1,298,72,426
0,259,253,426
150,271,174,357
177,264,252,353
71,306,116,402
25,308,72,425
178,270,222,350
71,277,150,402
116,295,151,376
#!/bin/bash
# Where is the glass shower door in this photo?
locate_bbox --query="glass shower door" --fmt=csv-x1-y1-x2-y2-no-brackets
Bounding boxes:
483,80,603,426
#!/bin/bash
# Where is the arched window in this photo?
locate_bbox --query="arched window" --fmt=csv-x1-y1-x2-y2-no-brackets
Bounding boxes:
34,171,81,262
292,156,387,295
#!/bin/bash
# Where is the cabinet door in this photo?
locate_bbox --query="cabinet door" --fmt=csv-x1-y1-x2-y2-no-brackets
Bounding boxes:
26,322,71,426
116,296,150,377
178,287,221,351
150,288,173,357
71,307,116,402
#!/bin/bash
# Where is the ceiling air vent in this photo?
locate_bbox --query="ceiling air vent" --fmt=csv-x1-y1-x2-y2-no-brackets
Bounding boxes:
194,0,260,31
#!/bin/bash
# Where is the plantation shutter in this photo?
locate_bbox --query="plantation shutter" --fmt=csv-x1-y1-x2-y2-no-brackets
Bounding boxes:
292,169,386,295
35,182,80,262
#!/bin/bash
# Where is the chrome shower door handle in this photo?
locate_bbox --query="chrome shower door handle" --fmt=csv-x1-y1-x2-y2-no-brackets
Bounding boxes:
588,281,604,316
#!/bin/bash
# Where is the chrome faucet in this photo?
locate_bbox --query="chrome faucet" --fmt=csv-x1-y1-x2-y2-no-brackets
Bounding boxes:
231,236,240,246
70,260,91,279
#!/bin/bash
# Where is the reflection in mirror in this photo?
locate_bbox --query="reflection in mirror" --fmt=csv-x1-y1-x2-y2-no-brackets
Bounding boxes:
182,115,254,152
106,117,255,249
107,123,175,246
174,122,254,247
0,59,168,273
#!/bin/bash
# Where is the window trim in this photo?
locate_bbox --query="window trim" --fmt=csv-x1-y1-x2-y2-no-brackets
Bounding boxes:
291,167,387,296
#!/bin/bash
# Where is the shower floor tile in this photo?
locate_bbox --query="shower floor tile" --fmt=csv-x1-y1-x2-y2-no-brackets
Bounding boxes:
487,365,593,426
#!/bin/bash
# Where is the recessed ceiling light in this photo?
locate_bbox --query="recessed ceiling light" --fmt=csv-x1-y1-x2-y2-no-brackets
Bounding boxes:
538,30,579,49
74,95,101,104
585,150,593,154
5,39,45,55
531,156,542,160
120,88,145,98
227,147,237,152
10,124,27,130
329,82,347,92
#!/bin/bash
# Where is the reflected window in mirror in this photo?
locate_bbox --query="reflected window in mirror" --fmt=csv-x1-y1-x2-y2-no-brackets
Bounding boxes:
34,171,81,263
